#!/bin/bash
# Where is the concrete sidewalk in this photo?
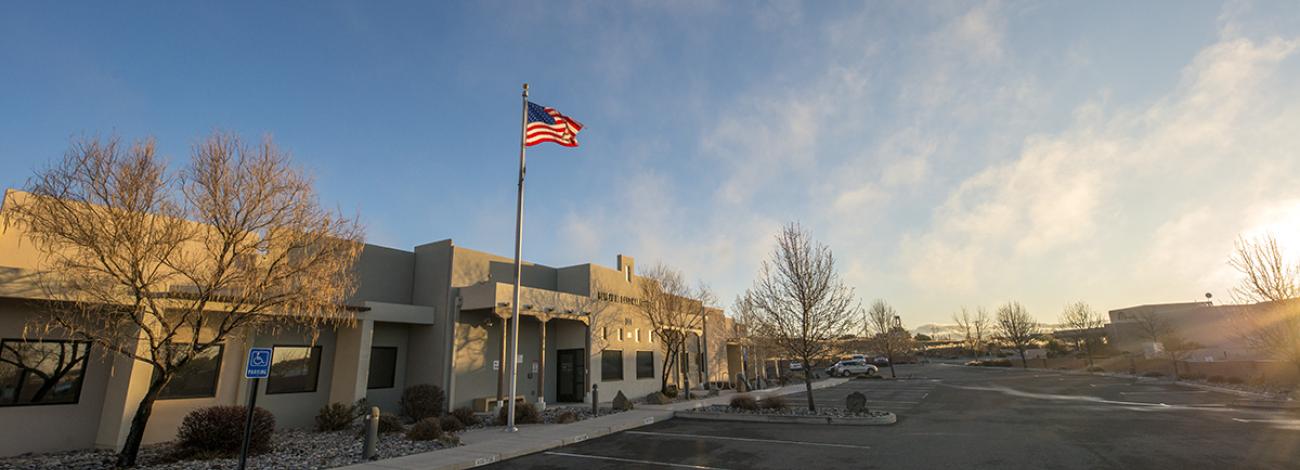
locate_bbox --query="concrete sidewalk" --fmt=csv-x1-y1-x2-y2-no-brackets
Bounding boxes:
338,378,848,470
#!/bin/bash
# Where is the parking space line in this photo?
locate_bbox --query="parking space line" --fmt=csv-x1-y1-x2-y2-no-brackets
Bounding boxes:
542,451,730,469
625,430,872,450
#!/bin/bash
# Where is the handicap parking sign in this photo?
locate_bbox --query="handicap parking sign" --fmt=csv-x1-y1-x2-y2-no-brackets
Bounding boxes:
245,348,272,379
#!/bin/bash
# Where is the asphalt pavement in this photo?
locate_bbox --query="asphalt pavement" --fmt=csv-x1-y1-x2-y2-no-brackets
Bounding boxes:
484,364,1300,469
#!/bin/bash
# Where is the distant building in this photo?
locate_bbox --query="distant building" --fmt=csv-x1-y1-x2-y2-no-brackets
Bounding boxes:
1106,301,1259,361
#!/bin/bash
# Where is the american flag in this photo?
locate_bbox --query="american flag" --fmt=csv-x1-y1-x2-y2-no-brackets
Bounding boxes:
525,101,583,147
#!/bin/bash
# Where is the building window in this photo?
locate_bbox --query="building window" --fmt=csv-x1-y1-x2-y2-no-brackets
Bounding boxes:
0,339,91,406
602,327,609,341
635,329,641,343
158,344,224,399
367,346,398,389
619,328,626,341
601,350,623,381
636,351,654,379
680,352,690,375
267,345,322,394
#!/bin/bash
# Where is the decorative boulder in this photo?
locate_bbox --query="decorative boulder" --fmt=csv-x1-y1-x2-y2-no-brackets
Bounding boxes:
645,392,671,405
613,390,634,411
736,379,749,393
846,391,869,414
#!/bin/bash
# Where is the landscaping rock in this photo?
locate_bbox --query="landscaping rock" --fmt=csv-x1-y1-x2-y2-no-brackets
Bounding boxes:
613,390,634,411
846,391,869,413
736,380,749,393
645,391,671,405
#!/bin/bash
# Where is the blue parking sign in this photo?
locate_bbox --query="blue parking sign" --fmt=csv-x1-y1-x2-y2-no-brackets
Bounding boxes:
245,348,272,379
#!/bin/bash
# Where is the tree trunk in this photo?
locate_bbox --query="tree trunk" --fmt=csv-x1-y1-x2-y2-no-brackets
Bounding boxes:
802,354,816,412
1018,349,1028,369
116,372,170,467
1169,353,1179,381
887,351,897,378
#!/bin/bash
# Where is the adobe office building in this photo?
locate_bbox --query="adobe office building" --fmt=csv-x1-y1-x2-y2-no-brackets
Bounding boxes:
0,190,743,457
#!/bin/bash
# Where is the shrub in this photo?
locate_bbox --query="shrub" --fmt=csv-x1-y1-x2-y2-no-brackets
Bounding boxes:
400,384,446,421
450,406,480,427
1086,366,1104,373
497,402,541,425
177,406,275,455
407,417,443,441
729,394,759,411
1208,375,1226,383
1226,376,1245,384
1179,372,1206,381
1142,371,1165,378
378,413,404,434
983,359,1012,367
761,395,788,410
315,402,356,432
439,415,465,433
556,410,578,424
663,385,679,398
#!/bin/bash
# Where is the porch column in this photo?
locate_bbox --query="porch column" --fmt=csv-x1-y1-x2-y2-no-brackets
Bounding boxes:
536,316,548,409
583,322,592,402
496,315,507,408
329,319,374,405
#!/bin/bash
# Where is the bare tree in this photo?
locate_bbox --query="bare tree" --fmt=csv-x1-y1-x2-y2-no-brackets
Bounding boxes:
1130,311,1176,377
1229,234,1300,376
996,301,1040,369
741,223,859,411
634,263,703,394
866,300,909,378
973,306,991,359
952,307,973,357
4,133,363,466
1059,301,1104,366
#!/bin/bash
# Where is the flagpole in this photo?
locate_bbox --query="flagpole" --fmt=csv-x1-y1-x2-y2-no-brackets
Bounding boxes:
506,83,529,432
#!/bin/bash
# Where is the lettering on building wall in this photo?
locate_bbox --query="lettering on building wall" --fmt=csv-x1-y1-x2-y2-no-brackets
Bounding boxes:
595,291,646,307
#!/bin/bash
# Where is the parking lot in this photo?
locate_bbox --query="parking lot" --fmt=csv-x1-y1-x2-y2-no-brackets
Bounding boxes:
487,364,1300,469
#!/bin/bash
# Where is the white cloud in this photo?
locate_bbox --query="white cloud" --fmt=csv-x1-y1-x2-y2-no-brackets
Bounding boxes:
900,30,1300,316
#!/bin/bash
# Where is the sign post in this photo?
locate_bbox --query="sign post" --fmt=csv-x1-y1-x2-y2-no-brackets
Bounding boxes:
239,348,272,470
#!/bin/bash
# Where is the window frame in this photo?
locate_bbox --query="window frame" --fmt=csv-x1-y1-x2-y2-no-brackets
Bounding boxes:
156,343,225,400
367,346,398,390
0,338,92,407
635,351,655,379
266,345,323,395
601,350,624,381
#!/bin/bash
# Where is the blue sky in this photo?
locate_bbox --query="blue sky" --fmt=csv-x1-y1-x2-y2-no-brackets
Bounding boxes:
3,1,1300,327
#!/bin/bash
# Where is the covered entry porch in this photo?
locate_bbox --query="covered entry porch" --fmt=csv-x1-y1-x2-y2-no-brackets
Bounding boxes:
452,282,595,411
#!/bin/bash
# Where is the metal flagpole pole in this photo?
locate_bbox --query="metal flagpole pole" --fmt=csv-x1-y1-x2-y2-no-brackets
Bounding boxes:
506,83,529,432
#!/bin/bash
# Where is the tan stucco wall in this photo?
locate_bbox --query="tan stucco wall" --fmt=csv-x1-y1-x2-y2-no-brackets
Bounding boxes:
0,299,115,457
365,322,411,413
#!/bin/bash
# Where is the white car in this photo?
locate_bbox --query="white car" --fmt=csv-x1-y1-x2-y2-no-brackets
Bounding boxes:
788,361,804,371
828,360,878,377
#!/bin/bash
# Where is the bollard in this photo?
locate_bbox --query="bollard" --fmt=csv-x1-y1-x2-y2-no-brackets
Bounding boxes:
363,407,379,460
591,383,599,416
684,376,691,400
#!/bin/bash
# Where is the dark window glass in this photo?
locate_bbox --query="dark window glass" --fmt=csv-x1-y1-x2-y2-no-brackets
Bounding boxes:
267,345,322,394
367,347,397,389
0,339,91,406
158,344,224,399
680,352,690,374
601,350,623,381
636,351,654,379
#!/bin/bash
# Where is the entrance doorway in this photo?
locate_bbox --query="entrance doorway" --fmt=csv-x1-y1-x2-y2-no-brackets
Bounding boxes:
556,348,585,402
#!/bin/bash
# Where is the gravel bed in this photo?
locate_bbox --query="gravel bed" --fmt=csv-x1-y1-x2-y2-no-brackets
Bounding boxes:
685,405,891,418
0,426,458,470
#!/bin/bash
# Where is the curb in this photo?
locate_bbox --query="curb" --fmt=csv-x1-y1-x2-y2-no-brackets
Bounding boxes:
674,410,897,426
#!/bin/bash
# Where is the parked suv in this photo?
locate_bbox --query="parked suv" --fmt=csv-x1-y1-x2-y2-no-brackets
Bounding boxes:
827,360,878,377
